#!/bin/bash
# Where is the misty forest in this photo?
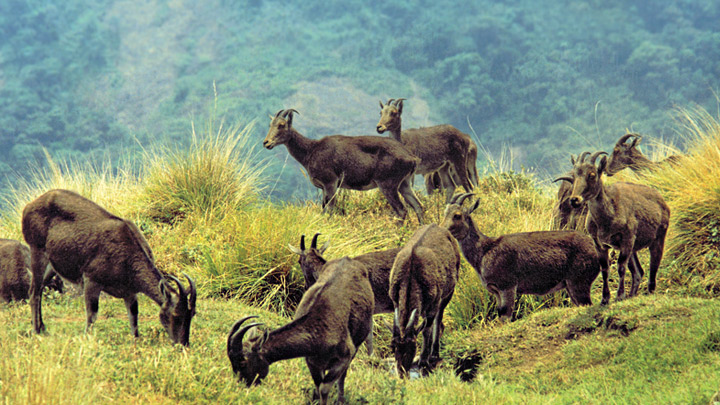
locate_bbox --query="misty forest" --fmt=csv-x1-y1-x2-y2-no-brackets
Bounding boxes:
2,0,720,404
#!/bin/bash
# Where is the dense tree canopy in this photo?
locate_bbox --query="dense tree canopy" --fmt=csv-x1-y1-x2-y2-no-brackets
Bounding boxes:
1,0,718,198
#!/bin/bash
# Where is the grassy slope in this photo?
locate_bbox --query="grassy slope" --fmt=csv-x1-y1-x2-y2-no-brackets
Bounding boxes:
2,108,720,403
1,293,719,404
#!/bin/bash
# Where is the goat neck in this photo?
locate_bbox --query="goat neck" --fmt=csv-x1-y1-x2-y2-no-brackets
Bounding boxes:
282,128,320,168
455,215,492,267
255,320,318,363
583,183,617,227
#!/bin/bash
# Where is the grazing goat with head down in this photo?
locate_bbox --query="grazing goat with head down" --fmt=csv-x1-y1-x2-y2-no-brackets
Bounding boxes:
289,233,399,356
264,109,424,223
555,152,670,301
389,224,460,378
0,239,63,303
227,256,373,405
605,133,682,176
376,98,478,202
22,189,196,345
442,193,606,316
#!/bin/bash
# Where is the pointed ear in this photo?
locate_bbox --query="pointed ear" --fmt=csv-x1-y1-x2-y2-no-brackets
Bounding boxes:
397,99,404,114
379,100,384,109
415,319,427,335
160,279,174,303
288,244,303,255
598,155,608,176
630,136,641,148
268,114,274,121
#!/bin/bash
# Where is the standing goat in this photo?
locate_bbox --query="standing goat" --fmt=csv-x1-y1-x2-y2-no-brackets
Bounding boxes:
556,152,670,301
553,152,605,231
289,233,399,355
605,133,682,176
227,257,373,405
442,193,606,318
389,224,460,378
22,189,196,345
264,109,424,223
376,98,477,202
0,239,63,303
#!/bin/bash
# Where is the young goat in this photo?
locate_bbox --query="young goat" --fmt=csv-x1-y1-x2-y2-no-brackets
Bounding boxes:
227,257,373,405
0,239,63,303
442,193,606,318
556,153,670,300
264,109,424,223
605,133,682,176
377,98,477,202
22,189,196,345
389,224,460,378
289,233,399,355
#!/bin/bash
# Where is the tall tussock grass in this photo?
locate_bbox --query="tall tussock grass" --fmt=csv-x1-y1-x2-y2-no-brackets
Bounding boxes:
634,106,720,295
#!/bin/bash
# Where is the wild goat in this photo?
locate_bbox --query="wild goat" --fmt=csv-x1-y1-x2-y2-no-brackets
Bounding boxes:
606,133,682,176
289,233,399,355
227,256,373,405
556,152,670,300
442,193,606,317
389,224,460,378
264,109,424,223
424,141,480,196
377,98,478,202
0,239,63,303
553,152,605,230
22,189,197,345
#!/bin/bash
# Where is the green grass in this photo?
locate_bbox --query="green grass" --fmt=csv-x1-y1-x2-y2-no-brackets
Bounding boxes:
3,107,720,403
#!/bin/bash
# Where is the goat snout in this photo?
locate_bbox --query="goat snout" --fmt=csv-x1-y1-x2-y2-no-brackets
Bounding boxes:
376,125,386,134
262,140,274,149
569,196,583,208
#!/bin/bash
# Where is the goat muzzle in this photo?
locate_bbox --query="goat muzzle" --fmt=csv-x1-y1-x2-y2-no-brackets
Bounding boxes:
569,196,584,208
376,125,386,134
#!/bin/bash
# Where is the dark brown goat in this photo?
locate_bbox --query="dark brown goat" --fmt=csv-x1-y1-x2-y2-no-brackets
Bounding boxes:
442,193,606,317
0,239,63,302
553,152,606,231
377,99,477,202
289,233,399,355
264,109,424,223
227,256,373,405
606,133,682,176
389,224,460,378
557,153,670,301
22,189,196,345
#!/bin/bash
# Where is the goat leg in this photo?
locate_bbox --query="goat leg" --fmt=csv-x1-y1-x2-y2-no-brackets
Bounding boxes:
29,248,47,333
83,278,103,333
125,295,140,337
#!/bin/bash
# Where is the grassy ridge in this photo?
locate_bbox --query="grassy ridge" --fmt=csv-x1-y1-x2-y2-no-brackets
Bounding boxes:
2,107,720,402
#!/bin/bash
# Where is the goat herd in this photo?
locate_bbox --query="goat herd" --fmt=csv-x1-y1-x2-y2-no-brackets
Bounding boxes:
0,99,676,404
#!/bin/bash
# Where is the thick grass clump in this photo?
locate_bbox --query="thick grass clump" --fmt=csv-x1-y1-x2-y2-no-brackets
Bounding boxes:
621,106,720,296
139,119,266,224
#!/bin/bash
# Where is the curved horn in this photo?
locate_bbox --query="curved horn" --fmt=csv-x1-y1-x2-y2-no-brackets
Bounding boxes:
406,308,418,331
311,233,321,250
393,98,406,106
393,308,401,335
590,151,608,164
300,234,306,251
227,316,259,349
183,272,197,313
274,110,283,118
570,154,577,165
578,151,591,163
229,321,264,349
616,133,635,146
553,176,573,183
451,192,474,206
386,98,395,106
166,274,187,300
